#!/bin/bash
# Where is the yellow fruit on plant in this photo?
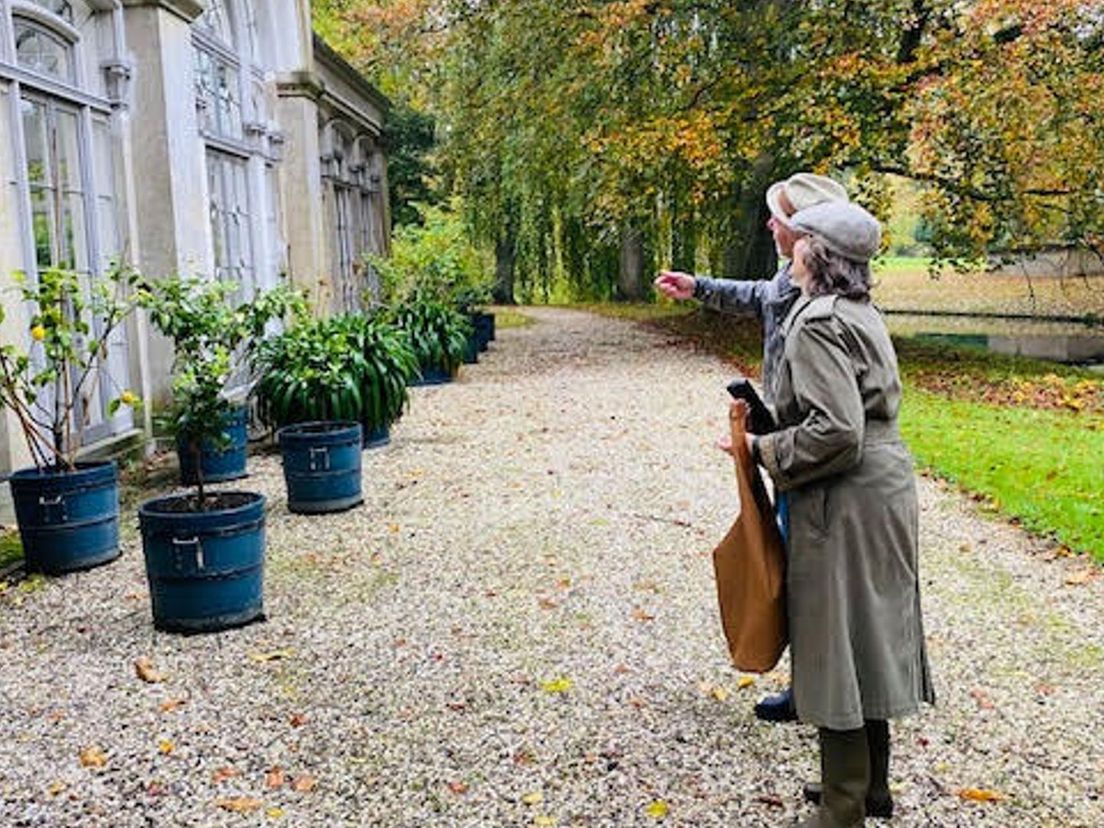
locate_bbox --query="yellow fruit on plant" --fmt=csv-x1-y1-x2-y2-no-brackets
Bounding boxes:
119,390,138,406
30,325,46,341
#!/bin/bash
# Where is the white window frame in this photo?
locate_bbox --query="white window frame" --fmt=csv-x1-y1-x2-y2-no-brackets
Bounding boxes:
1,0,134,444
192,0,280,301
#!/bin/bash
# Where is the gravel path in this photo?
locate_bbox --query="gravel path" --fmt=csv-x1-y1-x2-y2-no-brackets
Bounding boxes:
1,306,1101,827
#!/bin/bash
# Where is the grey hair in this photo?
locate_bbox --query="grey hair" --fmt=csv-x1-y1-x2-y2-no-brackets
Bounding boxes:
801,236,872,301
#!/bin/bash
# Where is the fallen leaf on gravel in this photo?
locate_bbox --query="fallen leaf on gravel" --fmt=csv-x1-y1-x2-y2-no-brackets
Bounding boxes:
632,606,655,622
249,649,295,663
448,780,469,795
541,677,574,694
969,689,995,710
289,713,308,727
79,746,107,768
698,682,728,701
538,597,558,610
522,791,544,806
47,781,66,796
158,739,174,755
211,767,239,784
533,816,557,827
135,657,167,684
292,775,317,792
216,797,263,813
1043,545,1073,561
159,698,185,713
1065,568,1096,586
266,767,286,789
737,676,756,690
266,807,285,819
645,799,670,819
957,787,1007,802
756,794,784,808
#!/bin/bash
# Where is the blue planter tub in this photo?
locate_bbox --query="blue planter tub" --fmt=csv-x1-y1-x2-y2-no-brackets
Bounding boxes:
474,312,493,352
9,461,120,575
139,491,266,633
462,331,480,364
363,422,391,449
410,363,454,386
177,407,249,485
278,421,363,514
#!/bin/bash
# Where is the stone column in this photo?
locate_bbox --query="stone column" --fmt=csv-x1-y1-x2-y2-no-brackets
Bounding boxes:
121,0,208,403
276,71,327,306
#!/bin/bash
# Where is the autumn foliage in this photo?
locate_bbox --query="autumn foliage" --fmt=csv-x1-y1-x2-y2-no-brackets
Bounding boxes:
314,1,1104,297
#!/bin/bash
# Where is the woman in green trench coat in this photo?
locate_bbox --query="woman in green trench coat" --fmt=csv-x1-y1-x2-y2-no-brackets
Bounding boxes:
748,201,935,827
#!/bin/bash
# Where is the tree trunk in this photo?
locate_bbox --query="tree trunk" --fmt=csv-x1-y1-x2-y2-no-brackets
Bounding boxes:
493,231,516,304
618,225,647,300
671,188,698,273
713,178,779,280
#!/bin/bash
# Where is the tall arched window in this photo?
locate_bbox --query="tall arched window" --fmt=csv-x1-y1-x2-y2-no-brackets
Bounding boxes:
193,0,279,301
2,0,134,442
322,119,384,311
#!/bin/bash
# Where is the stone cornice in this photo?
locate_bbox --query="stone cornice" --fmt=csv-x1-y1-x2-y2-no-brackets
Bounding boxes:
120,0,205,25
312,34,390,114
276,70,326,103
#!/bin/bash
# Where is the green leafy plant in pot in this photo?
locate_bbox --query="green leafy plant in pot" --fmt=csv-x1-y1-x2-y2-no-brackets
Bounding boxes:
134,275,303,632
255,312,417,438
254,311,417,512
390,287,472,385
0,263,141,574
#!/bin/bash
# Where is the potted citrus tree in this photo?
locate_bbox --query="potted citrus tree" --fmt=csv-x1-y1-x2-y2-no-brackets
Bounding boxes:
0,263,141,575
135,276,301,632
254,311,417,513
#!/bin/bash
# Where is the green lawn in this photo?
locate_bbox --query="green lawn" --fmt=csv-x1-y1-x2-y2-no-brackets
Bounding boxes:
0,531,22,571
901,390,1104,561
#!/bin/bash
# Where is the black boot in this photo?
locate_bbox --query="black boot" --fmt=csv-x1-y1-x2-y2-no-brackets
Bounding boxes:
802,720,894,819
754,686,798,722
865,719,894,818
797,727,869,827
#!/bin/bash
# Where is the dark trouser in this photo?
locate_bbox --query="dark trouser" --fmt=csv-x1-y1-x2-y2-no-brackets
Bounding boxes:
803,720,890,827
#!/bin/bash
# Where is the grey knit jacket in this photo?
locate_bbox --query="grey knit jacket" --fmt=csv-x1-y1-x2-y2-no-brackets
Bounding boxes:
692,263,800,405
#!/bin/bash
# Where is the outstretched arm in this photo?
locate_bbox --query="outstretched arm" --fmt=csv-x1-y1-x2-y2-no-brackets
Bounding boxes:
654,270,771,316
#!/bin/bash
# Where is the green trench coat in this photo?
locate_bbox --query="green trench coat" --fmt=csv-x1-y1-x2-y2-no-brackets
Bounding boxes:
756,294,935,731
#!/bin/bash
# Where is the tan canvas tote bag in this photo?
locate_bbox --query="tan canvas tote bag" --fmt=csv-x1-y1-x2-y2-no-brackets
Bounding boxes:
711,401,787,673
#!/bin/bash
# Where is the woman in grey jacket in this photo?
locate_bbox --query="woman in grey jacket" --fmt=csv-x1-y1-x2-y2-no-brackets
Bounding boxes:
747,201,935,827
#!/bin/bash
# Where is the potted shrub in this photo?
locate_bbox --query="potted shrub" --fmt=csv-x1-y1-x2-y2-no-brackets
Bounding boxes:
254,312,417,512
135,276,301,632
391,287,472,385
140,277,300,485
366,203,493,367
0,264,141,575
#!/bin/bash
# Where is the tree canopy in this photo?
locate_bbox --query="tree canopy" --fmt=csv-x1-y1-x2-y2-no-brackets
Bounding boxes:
314,0,1104,300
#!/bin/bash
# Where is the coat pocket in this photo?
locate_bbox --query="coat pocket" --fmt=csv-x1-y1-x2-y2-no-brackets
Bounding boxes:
793,484,830,539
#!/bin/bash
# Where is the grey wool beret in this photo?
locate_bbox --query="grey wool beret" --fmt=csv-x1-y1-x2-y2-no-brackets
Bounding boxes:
790,201,882,263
